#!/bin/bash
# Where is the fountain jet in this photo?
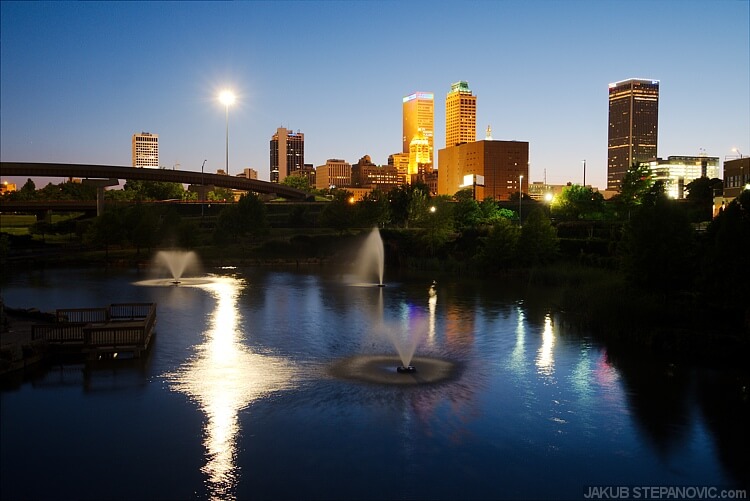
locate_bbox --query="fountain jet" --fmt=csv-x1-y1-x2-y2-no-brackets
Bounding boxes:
154,250,200,284
356,228,385,286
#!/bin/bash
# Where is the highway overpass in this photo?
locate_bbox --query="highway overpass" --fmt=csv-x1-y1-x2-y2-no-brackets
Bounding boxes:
1,162,309,201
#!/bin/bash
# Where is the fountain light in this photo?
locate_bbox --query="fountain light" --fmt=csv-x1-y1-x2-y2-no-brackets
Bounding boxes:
397,365,416,374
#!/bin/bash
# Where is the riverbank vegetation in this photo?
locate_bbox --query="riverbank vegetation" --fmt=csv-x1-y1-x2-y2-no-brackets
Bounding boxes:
2,169,748,355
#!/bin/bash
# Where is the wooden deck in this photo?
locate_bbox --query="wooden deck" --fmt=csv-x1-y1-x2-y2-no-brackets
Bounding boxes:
31,303,156,359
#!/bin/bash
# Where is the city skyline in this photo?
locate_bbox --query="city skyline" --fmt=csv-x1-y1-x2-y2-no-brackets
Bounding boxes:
1,1,748,191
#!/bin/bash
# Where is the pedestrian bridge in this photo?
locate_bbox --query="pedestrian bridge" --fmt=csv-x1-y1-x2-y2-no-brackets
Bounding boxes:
1,162,309,201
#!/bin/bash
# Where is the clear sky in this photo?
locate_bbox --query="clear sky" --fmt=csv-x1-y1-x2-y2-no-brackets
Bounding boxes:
1,0,748,190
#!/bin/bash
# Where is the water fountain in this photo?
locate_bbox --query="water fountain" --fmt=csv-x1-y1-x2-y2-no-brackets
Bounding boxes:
355,228,385,287
155,250,198,284
135,250,214,287
330,230,458,385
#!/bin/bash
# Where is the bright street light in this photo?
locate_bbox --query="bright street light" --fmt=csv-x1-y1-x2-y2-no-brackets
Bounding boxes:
219,90,235,176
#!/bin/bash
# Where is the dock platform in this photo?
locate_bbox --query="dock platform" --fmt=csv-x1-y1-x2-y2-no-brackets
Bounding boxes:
31,303,156,359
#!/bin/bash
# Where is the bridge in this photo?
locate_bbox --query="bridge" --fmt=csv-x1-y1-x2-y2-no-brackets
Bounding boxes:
0,162,309,201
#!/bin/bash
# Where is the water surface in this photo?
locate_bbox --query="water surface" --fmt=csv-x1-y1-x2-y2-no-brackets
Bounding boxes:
0,266,744,499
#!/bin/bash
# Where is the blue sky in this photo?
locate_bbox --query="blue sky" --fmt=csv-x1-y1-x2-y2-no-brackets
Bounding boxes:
1,0,748,190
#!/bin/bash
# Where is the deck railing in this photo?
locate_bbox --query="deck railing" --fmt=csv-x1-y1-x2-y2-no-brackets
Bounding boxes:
32,303,157,355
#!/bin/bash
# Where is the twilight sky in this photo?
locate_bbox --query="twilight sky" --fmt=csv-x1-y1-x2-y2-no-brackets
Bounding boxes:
1,0,748,190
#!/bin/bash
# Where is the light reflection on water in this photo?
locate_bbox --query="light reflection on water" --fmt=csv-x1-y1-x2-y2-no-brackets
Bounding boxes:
536,313,555,378
0,267,744,499
164,276,298,500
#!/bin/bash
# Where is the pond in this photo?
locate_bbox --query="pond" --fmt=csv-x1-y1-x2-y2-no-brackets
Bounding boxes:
0,263,746,500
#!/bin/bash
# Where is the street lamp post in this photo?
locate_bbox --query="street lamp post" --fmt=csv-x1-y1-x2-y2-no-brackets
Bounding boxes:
219,90,235,176
201,159,207,218
519,174,523,225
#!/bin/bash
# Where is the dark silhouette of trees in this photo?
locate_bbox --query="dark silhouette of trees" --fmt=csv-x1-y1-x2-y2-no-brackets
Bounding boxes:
619,182,694,292
84,208,125,257
318,190,355,233
517,208,558,265
685,177,723,222
698,190,750,331
355,189,391,228
213,193,270,243
475,218,520,271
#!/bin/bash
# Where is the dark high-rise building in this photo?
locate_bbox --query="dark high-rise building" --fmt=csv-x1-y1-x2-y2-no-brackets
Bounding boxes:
607,78,659,191
270,127,304,183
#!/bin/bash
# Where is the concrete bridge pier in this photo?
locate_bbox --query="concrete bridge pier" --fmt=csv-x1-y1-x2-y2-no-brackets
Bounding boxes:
82,178,119,216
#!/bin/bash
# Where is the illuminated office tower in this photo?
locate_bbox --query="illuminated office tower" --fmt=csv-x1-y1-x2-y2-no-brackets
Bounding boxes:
403,91,434,162
132,132,159,168
408,129,432,184
445,81,477,147
270,127,305,183
607,78,659,191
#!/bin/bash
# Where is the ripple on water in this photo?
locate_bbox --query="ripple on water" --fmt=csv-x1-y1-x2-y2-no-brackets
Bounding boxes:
328,355,460,385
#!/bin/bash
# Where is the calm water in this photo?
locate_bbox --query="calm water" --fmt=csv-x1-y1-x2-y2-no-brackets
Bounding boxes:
0,265,746,500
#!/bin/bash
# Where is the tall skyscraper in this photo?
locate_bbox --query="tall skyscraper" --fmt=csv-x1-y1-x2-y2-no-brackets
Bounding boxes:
445,81,477,147
402,92,434,162
132,132,159,168
607,78,659,191
270,127,304,183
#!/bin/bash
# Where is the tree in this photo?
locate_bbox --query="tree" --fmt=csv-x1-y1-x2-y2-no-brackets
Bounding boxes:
236,192,270,238
551,184,605,221
355,189,390,228
475,217,520,271
478,197,514,224
453,189,482,229
281,175,311,192
517,208,558,265
16,179,37,201
508,191,534,202
123,180,186,201
212,193,269,243
612,162,652,220
387,182,430,228
207,187,234,202
406,185,431,228
123,204,159,254
699,190,750,325
421,196,455,255
83,209,125,257
619,186,695,292
685,177,722,222
318,190,355,232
